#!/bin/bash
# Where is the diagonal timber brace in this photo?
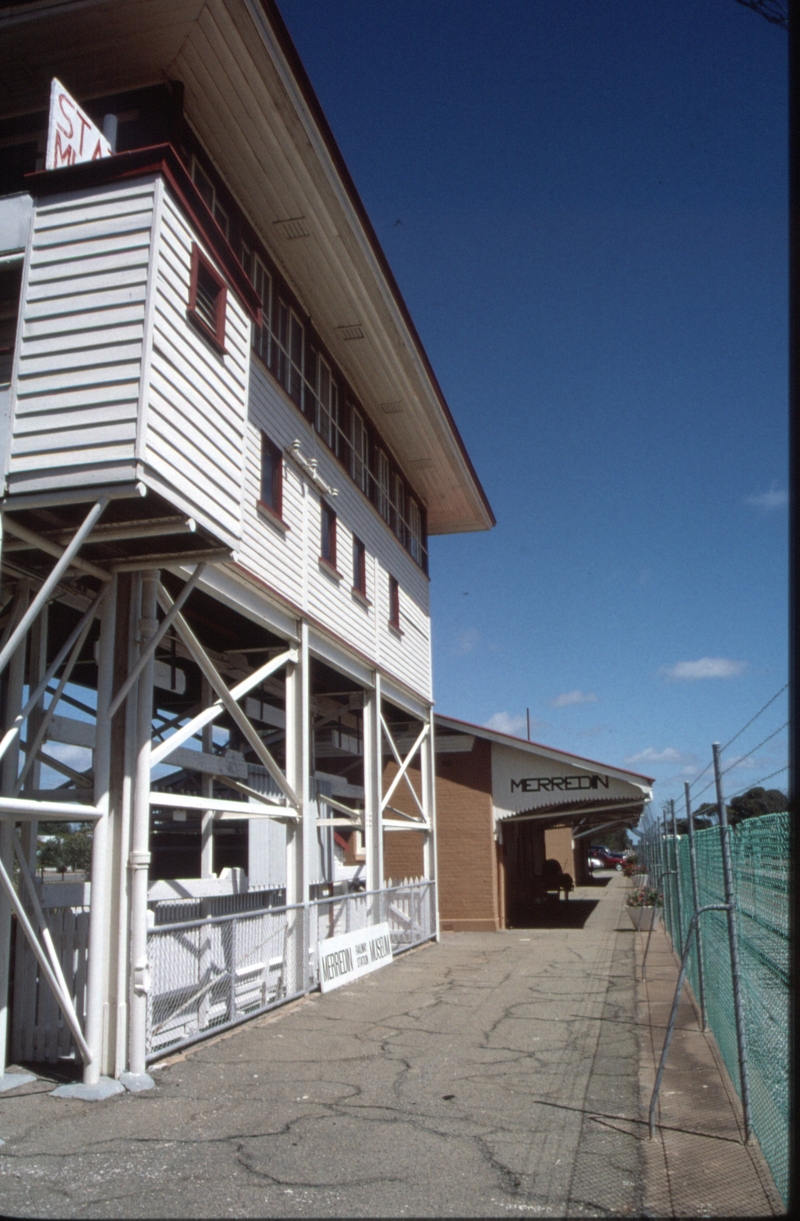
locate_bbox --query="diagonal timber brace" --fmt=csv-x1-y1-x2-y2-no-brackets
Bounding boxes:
0,498,109,680
13,593,103,795
10,832,93,1062
149,648,297,768
108,563,206,719
157,587,301,809
380,716,429,819
0,843,92,1062
0,586,107,769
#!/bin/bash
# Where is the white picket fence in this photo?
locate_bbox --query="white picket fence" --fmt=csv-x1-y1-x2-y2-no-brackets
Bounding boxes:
146,879,435,1060
11,885,90,1064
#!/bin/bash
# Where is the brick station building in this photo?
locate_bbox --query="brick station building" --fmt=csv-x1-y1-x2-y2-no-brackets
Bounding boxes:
382,715,652,931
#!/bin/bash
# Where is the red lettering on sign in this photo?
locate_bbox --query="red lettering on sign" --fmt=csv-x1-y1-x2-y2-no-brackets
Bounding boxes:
53,130,75,168
57,93,75,140
75,110,91,155
91,138,105,160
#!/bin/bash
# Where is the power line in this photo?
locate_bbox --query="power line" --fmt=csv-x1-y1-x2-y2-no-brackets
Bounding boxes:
686,682,789,795
719,721,789,778
719,683,789,755
691,762,789,812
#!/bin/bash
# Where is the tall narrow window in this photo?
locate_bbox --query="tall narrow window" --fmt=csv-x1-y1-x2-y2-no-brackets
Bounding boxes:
408,498,422,565
273,297,288,386
320,501,337,570
0,262,22,386
251,255,271,363
352,536,367,598
191,156,230,240
187,244,227,353
287,309,304,407
392,473,406,545
377,450,391,524
350,407,368,494
260,433,283,518
315,353,339,453
388,575,400,630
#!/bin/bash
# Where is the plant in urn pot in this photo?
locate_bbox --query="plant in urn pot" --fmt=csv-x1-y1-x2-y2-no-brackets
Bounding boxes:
625,886,662,930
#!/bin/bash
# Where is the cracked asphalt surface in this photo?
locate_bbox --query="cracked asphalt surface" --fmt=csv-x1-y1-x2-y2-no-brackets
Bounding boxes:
0,876,643,1217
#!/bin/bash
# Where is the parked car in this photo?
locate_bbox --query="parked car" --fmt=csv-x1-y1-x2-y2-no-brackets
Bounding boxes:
587,855,603,871
589,847,626,871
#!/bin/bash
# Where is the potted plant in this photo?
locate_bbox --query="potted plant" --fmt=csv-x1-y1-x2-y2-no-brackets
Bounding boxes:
625,886,662,930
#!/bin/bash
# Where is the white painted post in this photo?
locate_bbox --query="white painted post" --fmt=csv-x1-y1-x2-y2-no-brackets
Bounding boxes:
284,621,305,992
113,574,139,1079
299,622,312,989
421,710,440,941
363,673,383,919
12,606,47,1062
128,571,159,1077
83,574,118,1085
0,580,29,1079
200,676,215,878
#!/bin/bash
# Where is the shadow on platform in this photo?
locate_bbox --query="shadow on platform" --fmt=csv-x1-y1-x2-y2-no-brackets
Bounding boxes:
507,898,600,929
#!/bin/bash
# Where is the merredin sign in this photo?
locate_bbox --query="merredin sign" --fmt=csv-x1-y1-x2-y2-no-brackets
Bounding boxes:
491,742,640,816
318,923,394,993
510,774,610,794
46,78,112,170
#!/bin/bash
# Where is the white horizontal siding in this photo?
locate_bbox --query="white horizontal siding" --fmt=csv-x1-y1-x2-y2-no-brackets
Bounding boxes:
7,181,154,492
239,361,431,700
142,189,248,545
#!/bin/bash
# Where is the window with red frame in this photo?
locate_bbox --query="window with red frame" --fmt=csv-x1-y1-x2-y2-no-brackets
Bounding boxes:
260,433,283,518
320,501,337,570
187,244,227,352
388,574,400,630
352,536,367,598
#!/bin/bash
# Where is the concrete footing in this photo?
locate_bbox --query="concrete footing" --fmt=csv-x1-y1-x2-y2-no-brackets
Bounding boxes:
49,1077,125,1101
0,1071,37,1092
120,1071,156,1093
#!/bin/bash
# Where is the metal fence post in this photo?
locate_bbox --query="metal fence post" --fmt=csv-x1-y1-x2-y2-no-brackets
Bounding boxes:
670,799,684,957
661,808,673,947
712,741,753,1143
684,781,707,1031
642,817,663,981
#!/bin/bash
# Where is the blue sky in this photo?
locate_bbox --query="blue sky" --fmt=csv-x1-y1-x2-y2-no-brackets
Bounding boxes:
278,0,789,816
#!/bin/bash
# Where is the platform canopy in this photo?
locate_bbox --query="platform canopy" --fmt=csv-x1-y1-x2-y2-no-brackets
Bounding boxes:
435,715,653,835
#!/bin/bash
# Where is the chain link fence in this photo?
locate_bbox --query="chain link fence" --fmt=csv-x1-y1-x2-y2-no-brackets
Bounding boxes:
146,879,436,1061
653,814,788,1205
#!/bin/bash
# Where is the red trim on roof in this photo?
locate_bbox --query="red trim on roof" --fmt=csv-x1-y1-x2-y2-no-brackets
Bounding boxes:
257,0,495,530
435,713,655,785
26,144,262,323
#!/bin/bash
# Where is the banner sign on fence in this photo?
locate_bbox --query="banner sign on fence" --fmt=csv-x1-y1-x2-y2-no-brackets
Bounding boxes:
46,78,112,170
318,922,393,993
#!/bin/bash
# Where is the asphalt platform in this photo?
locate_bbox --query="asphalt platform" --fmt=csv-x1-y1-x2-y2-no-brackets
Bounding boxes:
0,873,784,1217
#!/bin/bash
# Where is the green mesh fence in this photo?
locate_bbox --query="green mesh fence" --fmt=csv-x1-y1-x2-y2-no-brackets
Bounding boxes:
655,814,788,1205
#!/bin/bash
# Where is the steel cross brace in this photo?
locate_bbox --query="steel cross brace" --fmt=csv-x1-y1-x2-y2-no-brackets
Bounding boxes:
380,715,428,820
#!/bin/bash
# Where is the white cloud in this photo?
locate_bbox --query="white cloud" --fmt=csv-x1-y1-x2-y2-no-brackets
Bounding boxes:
625,746,691,765
577,725,608,739
662,657,747,681
724,754,756,772
484,712,528,736
454,628,479,655
550,689,598,707
745,483,788,511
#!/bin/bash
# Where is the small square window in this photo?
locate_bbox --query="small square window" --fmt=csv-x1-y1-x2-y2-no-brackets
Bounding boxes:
260,433,283,518
187,244,227,352
352,537,367,597
321,501,337,570
388,574,400,630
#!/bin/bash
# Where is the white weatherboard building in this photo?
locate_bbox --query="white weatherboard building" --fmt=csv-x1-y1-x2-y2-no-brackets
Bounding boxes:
0,0,494,1090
